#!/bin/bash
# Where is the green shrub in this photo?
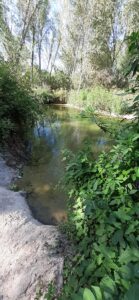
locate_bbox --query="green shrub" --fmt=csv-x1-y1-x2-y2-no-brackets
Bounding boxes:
49,71,71,90
0,62,39,142
54,89,68,103
40,91,56,104
32,69,71,90
60,123,139,300
35,87,68,104
68,87,129,115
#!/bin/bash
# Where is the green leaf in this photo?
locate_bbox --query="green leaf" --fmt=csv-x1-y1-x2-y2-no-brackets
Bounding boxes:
93,181,98,191
132,134,139,141
129,189,137,195
127,183,132,190
119,247,139,264
91,286,102,300
115,209,132,221
121,278,131,290
125,222,138,235
112,229,123,245
135,167,139,177
83,288,96,300
100,276,116,295
85,263,96,277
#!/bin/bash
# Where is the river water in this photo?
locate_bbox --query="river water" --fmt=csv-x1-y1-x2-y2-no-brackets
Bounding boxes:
18,105,111,225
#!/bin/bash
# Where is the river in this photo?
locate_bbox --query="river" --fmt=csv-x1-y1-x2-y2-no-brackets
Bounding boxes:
17,105,111,225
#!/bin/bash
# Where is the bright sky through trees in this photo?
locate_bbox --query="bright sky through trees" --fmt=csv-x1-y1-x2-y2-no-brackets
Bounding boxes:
1,0,139,87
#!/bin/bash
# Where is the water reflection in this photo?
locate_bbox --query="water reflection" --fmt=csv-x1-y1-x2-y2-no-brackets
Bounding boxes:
18,106,111,225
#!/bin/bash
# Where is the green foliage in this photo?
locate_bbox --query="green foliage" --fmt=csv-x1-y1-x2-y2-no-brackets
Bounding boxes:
0,62,39,142
58,32,139,300
54,89,68,103
44,282,56,300
36,88,57,104
60,124,139,299
125,32,139,120
48,71,71,91
35,87,67,104
68,87,128,115
32,69,71,91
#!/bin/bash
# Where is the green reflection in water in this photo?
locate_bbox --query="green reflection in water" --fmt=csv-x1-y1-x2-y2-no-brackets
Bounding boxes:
18,105,112,225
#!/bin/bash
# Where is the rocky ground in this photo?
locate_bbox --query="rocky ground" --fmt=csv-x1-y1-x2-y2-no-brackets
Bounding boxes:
0,155,64,300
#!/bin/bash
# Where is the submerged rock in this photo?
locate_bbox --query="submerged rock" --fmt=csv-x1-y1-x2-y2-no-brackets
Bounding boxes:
0,156,63,300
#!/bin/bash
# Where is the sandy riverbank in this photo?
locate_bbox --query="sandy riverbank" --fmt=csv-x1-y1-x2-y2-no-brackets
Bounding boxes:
0,155,63,300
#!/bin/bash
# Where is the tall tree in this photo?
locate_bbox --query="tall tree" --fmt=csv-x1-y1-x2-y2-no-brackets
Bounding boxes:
36,0,49,72
58,0,125,88
28,0,50,81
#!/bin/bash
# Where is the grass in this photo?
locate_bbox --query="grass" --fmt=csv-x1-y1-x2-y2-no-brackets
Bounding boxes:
67,87,130,115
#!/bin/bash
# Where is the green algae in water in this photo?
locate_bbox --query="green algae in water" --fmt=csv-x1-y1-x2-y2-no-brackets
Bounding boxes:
17,106,112,225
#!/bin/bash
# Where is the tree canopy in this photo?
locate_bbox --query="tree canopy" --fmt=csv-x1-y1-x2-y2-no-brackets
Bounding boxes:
0,0,139,88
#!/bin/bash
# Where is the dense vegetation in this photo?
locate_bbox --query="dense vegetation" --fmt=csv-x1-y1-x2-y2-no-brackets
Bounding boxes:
1,0,139,90
0,62,39,144
68,88,128,115
58,0,138,90
56,32,139,300
1,0,138,116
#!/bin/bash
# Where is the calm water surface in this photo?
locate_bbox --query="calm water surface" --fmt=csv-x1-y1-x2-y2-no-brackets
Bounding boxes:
18,105,111,225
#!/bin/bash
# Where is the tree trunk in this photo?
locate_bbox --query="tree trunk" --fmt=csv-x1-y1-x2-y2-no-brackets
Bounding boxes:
16,0,42,65
31,25,36,84
77,0,88,91
38,44,42,72
47,33,55,71
50,37,61,75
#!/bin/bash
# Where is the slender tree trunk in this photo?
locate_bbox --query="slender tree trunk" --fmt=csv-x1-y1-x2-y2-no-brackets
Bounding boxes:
38,42,42,86
47,34,55,70
38,33,43,74
16,0,42,65
77,36,84,92
50,37,61,75
31,25,36,84
78,0,88,91
38,25,43,73
38,44,42,72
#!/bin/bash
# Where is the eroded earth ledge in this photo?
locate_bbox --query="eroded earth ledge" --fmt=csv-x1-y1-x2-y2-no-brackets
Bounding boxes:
0,156,63,300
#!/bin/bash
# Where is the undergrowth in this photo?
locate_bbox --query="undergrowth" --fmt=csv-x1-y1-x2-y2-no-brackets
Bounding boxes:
0,62,40,143
60,124,139,300
34,87,67,104
68,87,129,115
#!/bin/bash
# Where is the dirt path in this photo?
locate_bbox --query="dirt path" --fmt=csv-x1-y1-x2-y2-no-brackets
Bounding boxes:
0,156,63,300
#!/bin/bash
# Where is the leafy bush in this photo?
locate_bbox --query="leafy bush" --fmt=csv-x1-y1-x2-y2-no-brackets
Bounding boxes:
35,87,68,104
49,71,71,90
54,89,68,103
60,123,139,300
38,90,57,104
32,69,71,90
0,62,39,142
68,87,129,115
